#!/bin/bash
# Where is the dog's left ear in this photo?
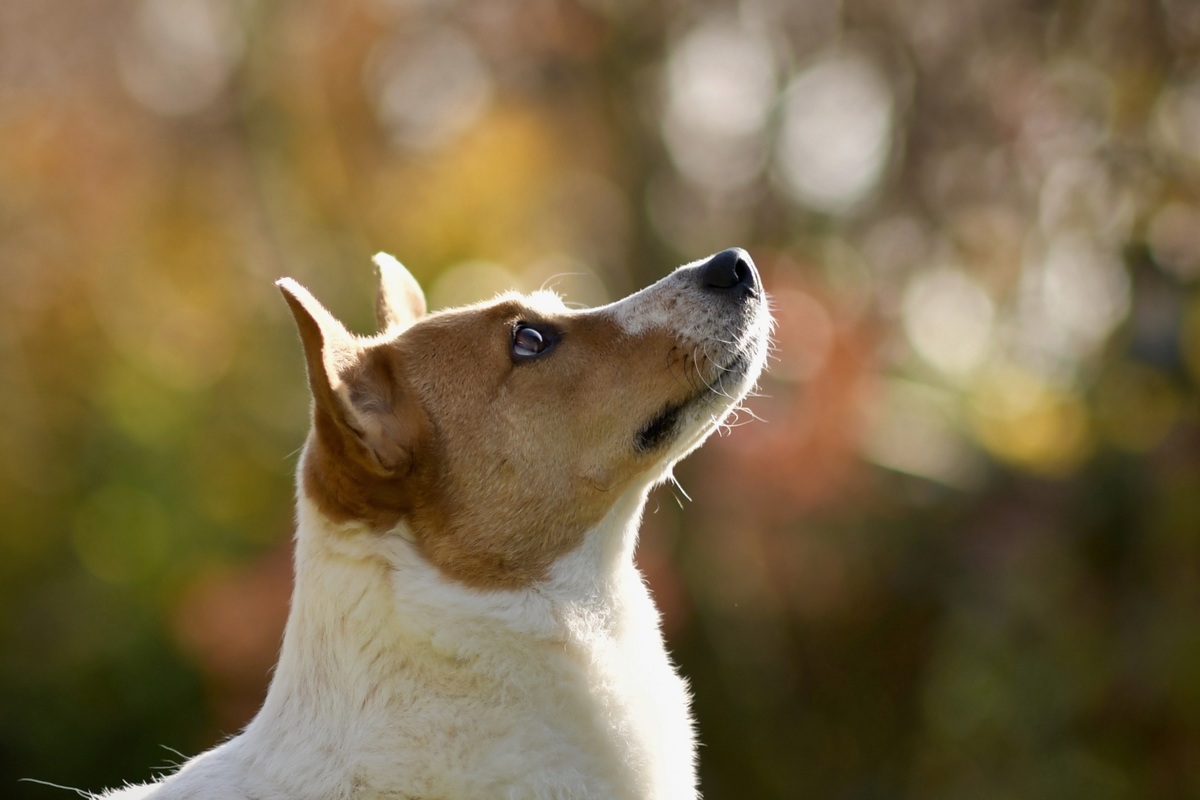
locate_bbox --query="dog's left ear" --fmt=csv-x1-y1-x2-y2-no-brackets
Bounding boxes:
373,252,426,334
277,277,417,475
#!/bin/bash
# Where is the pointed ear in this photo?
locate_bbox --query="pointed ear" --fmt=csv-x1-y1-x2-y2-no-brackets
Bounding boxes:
373,252,426,334
277,277,415,475
276,277,358,417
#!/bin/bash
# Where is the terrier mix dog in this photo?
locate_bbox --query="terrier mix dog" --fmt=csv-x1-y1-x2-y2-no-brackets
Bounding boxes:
99,248,771,799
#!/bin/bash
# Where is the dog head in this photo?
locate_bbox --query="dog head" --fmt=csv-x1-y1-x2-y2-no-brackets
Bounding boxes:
278,250,771,589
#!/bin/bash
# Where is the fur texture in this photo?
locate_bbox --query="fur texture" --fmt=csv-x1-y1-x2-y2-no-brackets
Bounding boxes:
95,250,771,799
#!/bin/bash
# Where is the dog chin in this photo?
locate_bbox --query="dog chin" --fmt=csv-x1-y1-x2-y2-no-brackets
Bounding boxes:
658,350,767,468
636,347,758,454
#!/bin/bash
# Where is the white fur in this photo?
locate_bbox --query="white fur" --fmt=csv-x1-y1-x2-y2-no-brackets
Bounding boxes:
105,478,693,800
96,254,770,800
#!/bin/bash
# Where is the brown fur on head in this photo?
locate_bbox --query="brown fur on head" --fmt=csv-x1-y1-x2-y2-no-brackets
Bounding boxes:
279,255,735,589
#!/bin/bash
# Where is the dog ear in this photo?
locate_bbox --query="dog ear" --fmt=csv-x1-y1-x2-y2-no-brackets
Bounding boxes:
372,252,426,334
277,277,414,475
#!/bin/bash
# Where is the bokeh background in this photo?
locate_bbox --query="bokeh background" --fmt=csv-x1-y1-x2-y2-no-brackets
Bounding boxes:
2,0,1199,797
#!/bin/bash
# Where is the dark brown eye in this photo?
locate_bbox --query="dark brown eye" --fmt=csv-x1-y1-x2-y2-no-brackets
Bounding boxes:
512,324,551,359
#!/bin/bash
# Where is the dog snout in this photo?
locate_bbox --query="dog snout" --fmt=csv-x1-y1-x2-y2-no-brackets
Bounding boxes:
699,248,758,296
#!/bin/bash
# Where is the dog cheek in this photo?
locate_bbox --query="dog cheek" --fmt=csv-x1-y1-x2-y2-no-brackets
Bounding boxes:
580,463,618,494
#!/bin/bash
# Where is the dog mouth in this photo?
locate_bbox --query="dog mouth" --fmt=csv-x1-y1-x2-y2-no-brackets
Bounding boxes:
635,401,688,453
617,247,772,458
633,350,754,454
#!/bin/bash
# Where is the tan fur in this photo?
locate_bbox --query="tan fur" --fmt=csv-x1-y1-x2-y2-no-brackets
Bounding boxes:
97,249,770,800
281,286,715,589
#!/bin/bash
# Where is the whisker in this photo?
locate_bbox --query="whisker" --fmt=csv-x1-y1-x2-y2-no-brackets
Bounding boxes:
667,472,693,504
17,778,92,798
538,272,585,294
159,745,190,762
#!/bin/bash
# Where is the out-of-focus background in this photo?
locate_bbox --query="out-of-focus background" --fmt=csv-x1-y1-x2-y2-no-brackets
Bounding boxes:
2,0,1199,797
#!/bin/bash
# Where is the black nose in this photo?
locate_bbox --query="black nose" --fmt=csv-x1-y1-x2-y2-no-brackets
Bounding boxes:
700,248,758,293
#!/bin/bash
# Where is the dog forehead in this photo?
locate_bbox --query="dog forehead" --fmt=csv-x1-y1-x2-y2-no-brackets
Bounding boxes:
407,288,571,338
468,288,570,318
505,288,570,314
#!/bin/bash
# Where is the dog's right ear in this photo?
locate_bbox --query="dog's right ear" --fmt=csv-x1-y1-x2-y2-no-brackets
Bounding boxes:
277,277,415,475
373,252,426,334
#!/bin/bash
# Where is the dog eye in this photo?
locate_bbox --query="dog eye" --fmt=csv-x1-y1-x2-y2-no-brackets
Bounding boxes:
512,323,553,360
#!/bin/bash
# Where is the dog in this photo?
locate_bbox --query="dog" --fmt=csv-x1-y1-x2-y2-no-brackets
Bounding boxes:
97,248,771,799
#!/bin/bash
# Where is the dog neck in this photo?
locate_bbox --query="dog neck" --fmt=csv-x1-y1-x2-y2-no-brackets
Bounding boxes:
231,481,683,797
281,477,651,647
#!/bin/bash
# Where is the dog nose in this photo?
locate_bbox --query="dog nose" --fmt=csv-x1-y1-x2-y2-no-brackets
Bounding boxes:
700,248,758,293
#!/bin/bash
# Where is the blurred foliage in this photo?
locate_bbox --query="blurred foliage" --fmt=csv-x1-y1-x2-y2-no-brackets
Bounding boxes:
2,0,1199,798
